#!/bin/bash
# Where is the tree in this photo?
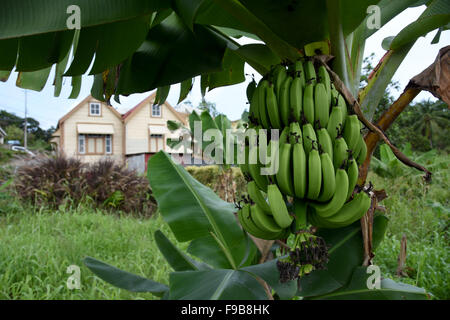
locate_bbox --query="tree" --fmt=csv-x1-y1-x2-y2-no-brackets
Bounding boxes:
197,99,219,117
410,101,449,149
4,125,23,143
0,0,448,301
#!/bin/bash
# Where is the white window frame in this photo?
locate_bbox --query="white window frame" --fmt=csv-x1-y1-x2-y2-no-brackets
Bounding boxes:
152,104,161,117
78,134,86,154
105,135,112,154
89,103,101,116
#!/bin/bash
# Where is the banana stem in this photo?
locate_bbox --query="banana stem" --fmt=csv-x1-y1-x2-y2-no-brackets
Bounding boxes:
326,0,351,90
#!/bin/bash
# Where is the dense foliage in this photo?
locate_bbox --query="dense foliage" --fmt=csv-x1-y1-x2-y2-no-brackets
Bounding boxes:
13,156,155,215
0,109,55,150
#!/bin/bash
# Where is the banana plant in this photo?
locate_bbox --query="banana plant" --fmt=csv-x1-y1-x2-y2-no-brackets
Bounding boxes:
85,150,428,300
0,0,448,300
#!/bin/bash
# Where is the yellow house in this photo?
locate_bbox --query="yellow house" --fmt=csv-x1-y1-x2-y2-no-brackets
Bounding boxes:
122,92,189,171
52,92,189,172
52,95,125,163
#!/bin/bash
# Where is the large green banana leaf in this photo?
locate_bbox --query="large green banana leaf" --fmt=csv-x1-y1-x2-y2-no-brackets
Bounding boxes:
147,151,257,269
113,14,228,96
83,256,169,297
311,266,429,299
297,214,389,297
154,230,211,271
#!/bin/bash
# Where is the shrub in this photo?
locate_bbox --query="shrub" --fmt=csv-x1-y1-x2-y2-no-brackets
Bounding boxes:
186,165,247,200
84,159,154,215
0,146,14,165
14,156,87,207
13,155,155,215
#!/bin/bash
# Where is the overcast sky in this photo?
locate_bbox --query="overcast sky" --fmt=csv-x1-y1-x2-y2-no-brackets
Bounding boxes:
0,5,448,129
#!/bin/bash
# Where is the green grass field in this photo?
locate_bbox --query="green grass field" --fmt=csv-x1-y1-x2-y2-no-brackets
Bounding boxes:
0,154,448,299
0,205,181,299
369,156,449,300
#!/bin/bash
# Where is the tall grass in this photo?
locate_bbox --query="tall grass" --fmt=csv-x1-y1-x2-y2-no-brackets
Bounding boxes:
369,153,449,299
0,202,180,299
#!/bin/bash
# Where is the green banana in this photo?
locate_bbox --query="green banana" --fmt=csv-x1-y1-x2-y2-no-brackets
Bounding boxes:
327,106,343,141
265,139,279,183
250,204,282,233
247,180,271,214
314,82,329,128
352,135,362,160
303,83,315,124
290,76,303,122
257,80,271,129
311,192,371,228
357,139,367,165
266,83,282,129
248,145,269,192
276,142,295,197
293,199,308,232
292,142,307,199
337,94,348,126
279,76,293,126
304,60,316,84
317,152,336,202
333,136,349,170
316,127,333,159
318,65,331,107
302,123,317,155
343,115,360,152
346,157,359,201
272,65,287,98
238,204,281,239
294,60,306,87
306,147,321,200
352,121,364,160
279,126,290,145
331,83,339,106
239,144,250,178
267,184,293,228
289,122,302,145
310,168,349,218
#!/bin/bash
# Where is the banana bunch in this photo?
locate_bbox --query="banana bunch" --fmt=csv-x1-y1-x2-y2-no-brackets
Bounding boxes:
242,59,370,239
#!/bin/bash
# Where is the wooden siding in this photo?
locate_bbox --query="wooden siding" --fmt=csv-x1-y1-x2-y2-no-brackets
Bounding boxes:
62,99,124,163
125,98,185,155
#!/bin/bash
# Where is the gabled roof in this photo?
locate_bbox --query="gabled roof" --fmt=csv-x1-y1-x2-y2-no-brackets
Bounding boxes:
56,95,123,128
0,126,6,137
122,91,188,125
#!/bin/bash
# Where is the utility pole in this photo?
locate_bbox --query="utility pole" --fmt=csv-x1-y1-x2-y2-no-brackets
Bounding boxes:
24,90,27,149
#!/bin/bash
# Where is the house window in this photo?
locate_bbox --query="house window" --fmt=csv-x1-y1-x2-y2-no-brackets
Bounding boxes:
149,134,164,152
89,103,101,116
105,135,112,154
78,135,85,154
152,104,161,117
78,134,112,155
